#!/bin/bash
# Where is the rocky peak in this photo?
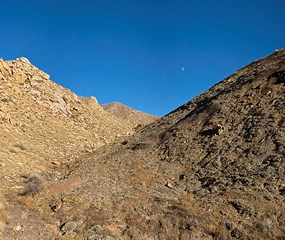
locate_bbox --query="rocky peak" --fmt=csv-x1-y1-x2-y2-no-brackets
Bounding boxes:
1,57,49,83
1,57,99,118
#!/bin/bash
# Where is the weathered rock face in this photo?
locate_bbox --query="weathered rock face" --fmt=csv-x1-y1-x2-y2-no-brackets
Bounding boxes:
1,50,285,240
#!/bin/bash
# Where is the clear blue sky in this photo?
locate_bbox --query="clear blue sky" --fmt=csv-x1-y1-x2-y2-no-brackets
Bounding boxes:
0,1,284,116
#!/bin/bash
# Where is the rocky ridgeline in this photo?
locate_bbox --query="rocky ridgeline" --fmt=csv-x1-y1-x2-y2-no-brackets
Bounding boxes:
1,57,104,122
0,57,154,187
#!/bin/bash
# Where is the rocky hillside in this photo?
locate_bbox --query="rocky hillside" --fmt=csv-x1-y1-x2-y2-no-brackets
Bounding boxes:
0,57,136,178
102,102,158,129
1,49,285,240
0,57,156,231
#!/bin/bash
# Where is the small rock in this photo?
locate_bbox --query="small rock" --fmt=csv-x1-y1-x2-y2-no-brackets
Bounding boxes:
89,96,99,104
60,221,78,233
50,201,62,212
15,73,28,84
13,225,22,231
62,196,82,203
85,225,107,240
51,161,61,166
31,74,44,82
165,182,173,188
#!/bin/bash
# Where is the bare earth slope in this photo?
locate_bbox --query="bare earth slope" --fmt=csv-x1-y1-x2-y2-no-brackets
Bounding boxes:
1,50,285,239
102,102,158,129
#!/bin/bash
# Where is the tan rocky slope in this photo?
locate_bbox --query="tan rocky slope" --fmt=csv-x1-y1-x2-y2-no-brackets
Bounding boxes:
102,102,158,129
1,50,285,239
0,57,138,179
0,57,157,238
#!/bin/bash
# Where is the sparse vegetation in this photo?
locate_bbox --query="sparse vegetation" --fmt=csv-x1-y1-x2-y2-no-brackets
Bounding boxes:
19,176,42,196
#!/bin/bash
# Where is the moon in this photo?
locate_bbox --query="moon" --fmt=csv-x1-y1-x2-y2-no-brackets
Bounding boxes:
181,67,185,71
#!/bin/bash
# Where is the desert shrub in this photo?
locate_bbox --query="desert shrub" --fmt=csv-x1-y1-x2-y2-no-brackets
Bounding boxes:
19,176,42,196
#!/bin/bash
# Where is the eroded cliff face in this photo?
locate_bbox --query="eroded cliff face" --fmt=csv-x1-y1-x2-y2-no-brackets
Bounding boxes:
1,50,285,240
